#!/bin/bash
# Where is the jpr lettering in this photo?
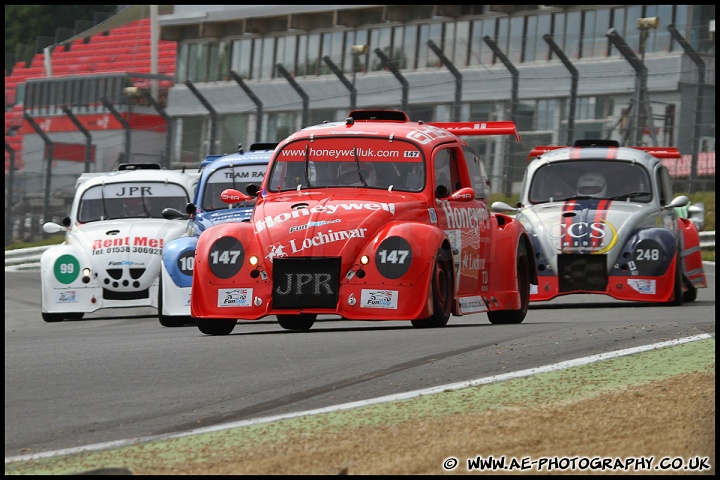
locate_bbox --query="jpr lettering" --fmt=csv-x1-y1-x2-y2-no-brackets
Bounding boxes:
275,273,334,295
116,186,152,196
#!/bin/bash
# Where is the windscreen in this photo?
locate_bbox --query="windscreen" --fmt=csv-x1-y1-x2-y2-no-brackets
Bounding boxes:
267,138,426,192
201,163,267,211
528,160,652,204
77,182,190,222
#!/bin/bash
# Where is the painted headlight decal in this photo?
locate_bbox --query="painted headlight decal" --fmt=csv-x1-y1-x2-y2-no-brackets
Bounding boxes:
375,236,412,279
55,254,80,284
208,237,244,279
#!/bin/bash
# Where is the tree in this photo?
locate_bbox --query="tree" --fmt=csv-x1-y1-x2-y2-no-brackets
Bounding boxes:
5,5,117,73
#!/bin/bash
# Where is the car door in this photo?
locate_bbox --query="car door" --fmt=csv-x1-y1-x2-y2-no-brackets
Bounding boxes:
432,147,487,296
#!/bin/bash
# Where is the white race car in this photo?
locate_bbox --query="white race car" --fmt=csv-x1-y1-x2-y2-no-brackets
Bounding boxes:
40,163,200,322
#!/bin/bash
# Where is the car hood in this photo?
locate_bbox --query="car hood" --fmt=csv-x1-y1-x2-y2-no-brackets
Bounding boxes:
195,208,253,233
517,199,655,255
252,192,415,258
70,219,187,273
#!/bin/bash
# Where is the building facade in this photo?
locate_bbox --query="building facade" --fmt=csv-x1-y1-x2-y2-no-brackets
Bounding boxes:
5,5,716,244
157,5,715,193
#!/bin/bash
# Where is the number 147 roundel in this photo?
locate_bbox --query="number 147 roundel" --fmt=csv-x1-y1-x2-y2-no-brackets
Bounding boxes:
190,110,537,335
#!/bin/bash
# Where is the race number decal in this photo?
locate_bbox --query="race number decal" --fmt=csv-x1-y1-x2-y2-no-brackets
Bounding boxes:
176,250,195,276
54,255,80,284
375,236,412,279
209,237,244,279
634,239,663,270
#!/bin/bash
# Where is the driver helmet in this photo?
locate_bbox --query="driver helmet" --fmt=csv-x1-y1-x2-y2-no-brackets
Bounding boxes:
338,162,376,185
124,197,145,216
576,171,607,198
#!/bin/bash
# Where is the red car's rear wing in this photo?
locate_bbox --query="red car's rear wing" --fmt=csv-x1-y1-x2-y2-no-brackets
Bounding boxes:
527,145,682,161
345,110,520,142
428,121,520,142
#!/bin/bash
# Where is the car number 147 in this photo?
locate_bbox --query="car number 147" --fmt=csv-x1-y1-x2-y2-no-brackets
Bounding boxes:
210,250,241,264
378,249,409,264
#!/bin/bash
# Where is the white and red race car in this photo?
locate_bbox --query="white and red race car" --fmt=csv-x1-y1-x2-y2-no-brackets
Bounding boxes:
501,139,707,305
40,163,200,322
190,109,537,335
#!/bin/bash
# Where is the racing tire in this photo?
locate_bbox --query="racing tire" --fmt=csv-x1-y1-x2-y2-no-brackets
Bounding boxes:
277,314,316,331
41,312,65,323
683,285,698,303
487,240,530,325
665,251,684,307
158,276,194,327
411,248,453,328
159,315,193,328
196,318,236,335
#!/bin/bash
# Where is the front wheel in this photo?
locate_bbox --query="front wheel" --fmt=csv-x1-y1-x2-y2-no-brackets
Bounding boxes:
158,276,193,327
196,318,236,335
487,240,530,325
160,315,194,328
412,248,453,328
42,312,65,323
277,314,316,331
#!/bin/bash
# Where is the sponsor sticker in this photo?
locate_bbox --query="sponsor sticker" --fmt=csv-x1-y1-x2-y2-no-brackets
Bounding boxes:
57,290,78,303
458,295,488,314
360,289,399,309
218,288,253,307
627,278,656,294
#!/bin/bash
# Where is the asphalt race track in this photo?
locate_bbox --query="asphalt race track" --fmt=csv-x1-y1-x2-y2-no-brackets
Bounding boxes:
5,263,715,463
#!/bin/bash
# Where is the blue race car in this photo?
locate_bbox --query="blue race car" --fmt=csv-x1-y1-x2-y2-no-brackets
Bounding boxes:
158,143,276,327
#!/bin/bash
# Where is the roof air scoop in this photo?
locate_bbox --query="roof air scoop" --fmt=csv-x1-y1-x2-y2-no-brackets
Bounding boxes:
348,110,409,122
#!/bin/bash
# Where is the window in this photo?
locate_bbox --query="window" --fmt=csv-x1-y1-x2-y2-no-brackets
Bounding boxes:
231,38,254,79
79,182,190,221
564,11,581,59
306,33,321,76
402,24,418,70
508,16,525,63
218,114,249,156
536,99,558,131
370,26,394,71
464,146,487,199
453,21,470,66
524,15,538,62
276,35,297,77
201,164,266,211
267,112,297,143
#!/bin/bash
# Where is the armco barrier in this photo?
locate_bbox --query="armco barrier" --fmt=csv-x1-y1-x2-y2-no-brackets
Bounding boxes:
4,232,716,271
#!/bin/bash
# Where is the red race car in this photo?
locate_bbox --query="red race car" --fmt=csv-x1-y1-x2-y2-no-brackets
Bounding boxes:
190,110,536,334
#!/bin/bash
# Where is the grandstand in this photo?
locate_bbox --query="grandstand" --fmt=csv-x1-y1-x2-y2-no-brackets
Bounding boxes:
4,18,177,174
